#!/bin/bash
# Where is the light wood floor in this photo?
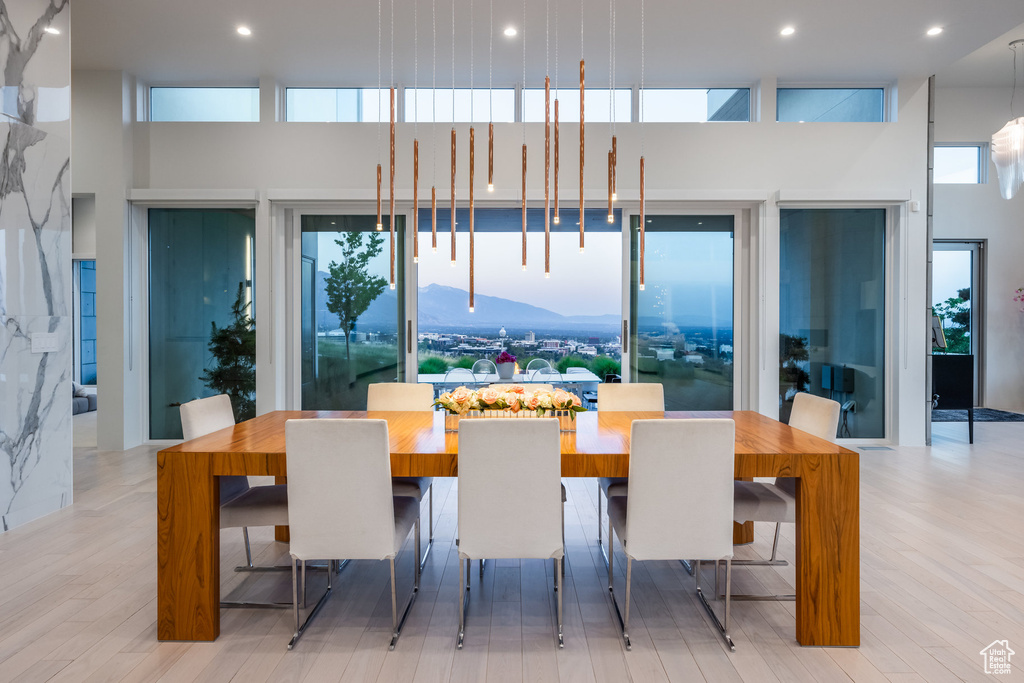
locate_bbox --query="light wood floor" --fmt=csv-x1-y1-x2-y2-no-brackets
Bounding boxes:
1,422,1022,682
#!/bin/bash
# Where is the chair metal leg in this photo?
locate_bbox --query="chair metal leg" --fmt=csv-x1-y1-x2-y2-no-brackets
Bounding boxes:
389,518,422,650
418,485,434,572
243,527,254,568
457,557,467,649
556,557,564,648
288,559,333,650
597,484,610,568
606,521,631,650
696,557,735,651
732,523,789,567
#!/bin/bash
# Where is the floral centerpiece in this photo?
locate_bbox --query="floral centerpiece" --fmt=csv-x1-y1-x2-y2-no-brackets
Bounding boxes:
495,351,517,379
434,384,586,431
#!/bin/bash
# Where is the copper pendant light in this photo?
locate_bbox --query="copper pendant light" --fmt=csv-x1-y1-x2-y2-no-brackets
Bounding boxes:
522,143,527,270
579,59,585,252
376,164,383,231
389,87,396,289
413,139,419,263
488,122,494,192
450,127,456,265
639,156,645,291
469,126,475,311
553,99,560,224
544,76,551,277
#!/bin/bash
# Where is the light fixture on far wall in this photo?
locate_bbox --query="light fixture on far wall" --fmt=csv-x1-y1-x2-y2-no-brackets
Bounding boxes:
780,26,795,36
926,26,943,36
992,39,1024,200
236,26,252,36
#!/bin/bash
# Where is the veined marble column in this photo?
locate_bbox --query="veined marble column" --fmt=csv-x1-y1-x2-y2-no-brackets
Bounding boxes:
0,0,72,530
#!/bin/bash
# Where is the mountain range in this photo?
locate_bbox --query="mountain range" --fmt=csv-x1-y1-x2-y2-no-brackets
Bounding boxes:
314,274,620,334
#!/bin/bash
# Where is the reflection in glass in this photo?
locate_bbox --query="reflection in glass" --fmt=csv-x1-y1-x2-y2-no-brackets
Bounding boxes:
630,216,734,410
932,250,972,354
776,88,884,123
77,260,97,385
415,208,622,384
779,208,885,438
300,215,405,410
640,89,751,122
149,209,256,439
150,87,260,122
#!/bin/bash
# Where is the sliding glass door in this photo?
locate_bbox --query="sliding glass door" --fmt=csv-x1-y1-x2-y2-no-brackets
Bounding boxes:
149,208,256,439
628,215,735,410
779,208,886,438
299,215,405,410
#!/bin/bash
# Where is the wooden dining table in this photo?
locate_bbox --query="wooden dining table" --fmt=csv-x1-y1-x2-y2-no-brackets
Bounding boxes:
157,410,859,647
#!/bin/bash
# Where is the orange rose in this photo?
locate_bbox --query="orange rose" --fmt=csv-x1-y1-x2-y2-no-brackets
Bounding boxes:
571,393,582,407
510,384,526,394
504,393,521,412
479,387,500,405
527,393,541,410
553,389,572,407
451,387,472,404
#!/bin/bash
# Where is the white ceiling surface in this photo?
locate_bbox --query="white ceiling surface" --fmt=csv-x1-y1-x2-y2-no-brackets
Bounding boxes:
70,0,1024,86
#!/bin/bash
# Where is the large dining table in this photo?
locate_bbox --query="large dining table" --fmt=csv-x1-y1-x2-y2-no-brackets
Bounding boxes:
157,410,859,647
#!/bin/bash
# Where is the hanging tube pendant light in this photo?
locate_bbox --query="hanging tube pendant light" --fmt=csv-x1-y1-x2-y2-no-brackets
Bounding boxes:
488,123,494,192
469,126,475,311
639,156,645,291
389,87,396,289
413,139,419,263
522,143,527,270
611,135,617,201
554,99,560,224
376,164,383,230
450,127,456,265
545,76,551,277
579,59,585,252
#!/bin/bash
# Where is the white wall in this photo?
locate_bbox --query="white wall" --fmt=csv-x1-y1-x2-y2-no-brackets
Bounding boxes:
73,72,931,445
934,86,1024,412
71,70,142,451
71,196,96,256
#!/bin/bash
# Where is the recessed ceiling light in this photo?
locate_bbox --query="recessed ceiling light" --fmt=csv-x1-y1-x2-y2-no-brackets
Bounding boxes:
780,26,795,36
504,26,518,37
44,26,60,35
926,26,943,36
236,26,252,36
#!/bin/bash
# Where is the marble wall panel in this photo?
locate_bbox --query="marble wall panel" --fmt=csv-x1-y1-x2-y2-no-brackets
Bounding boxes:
0,0,72,531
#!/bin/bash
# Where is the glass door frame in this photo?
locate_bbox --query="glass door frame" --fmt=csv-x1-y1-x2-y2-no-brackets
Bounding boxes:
284,203,408,409
932,239,985,406
620,205,757,411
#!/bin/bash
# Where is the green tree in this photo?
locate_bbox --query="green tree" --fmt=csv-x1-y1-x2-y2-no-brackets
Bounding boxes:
200,283,256,422
324,231,388,365
933,287,971,354
556,355,589,372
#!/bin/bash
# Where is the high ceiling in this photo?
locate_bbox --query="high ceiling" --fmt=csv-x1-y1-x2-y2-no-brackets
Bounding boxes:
70,0,1024,87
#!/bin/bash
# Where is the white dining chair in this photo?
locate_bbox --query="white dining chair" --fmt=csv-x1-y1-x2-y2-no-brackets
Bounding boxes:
285,419,420,650
456,419,564,648
732,391,840,600
180,394,290,607
595,382,664,562
606,419,736,650
367,382,436,568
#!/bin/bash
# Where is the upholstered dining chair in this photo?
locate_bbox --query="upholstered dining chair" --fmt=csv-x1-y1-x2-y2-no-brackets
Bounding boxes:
467,383,565,587
732,391,840,600
180,394,290,607
366,383,436,568
595,382,665,561
606,419,736,651
456,419,565,648
285,419,420,650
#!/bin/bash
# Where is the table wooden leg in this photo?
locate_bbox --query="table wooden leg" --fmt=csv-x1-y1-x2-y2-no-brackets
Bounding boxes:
274,476,290,543
157,452,220,641
795,453,860,646
733,477,754,544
